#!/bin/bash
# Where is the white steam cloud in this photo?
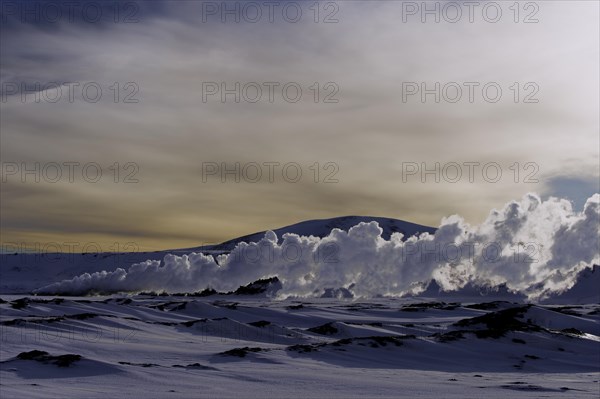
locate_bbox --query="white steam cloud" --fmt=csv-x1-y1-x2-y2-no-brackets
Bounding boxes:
35,194,599,300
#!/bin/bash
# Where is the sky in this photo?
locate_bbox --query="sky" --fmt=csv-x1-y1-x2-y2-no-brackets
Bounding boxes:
1,0,599,251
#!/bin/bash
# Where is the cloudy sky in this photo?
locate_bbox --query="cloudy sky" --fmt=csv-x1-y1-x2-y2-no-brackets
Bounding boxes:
1,1,598,251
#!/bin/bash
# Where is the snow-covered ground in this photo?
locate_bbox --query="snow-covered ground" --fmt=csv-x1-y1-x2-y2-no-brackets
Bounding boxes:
1,294,599,399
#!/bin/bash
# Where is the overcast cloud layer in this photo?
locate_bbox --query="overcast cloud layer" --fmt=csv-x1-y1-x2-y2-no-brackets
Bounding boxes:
1,1,599,250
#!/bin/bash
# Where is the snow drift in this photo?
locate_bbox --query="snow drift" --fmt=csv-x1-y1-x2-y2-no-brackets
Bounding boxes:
34,193,600,300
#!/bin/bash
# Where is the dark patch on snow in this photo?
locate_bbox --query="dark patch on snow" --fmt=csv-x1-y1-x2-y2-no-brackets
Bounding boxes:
2,318,28,326
500,384,570,392
287,344,319,353
219,347,265,358
171,303,187,311
1,312,111,326
10,298,30,309
248,320,271,328
453,305,541,338
172,363,219,370
15,350,82,367
432,331,465,342
118,361,160,368
307,322,338,335
181,319,208,327
560,328,584,336
288,335,416,353
69,312,100,320
401,302,459,312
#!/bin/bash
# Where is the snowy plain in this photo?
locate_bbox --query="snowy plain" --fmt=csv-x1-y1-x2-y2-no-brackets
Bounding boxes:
1,293,599,399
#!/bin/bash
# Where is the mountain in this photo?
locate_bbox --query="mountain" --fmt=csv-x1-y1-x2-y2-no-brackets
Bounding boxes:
540,265,600,304
0,216,435,295
203,216,436,251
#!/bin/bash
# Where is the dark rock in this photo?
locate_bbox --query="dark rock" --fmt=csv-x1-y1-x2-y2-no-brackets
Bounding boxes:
248,320,271,328
307,322,338,335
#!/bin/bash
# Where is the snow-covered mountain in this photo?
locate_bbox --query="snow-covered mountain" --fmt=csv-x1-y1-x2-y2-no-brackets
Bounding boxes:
0,216,434,295
195,216,436,251
540,265,600,304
